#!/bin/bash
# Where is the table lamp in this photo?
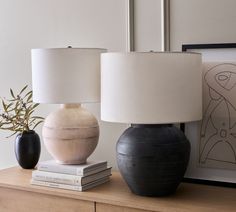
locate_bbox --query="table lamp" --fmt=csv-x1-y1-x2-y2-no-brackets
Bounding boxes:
31,47,106,164
101,52,202,196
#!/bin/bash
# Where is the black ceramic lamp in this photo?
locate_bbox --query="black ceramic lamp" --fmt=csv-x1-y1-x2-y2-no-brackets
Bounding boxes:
101,52,202,196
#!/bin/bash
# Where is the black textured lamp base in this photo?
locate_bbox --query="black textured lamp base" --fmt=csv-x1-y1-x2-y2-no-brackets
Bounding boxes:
116,124,190,197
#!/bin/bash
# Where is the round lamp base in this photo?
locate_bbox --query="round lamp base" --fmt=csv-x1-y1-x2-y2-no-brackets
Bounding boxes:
43,104,99,164
116,124,190,196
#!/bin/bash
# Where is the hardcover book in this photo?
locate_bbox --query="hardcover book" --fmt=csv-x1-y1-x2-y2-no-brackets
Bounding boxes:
37,160,107,176
31,176,110,191
32,167,112,186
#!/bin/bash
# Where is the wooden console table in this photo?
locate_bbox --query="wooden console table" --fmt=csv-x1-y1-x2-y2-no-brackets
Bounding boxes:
0,167,235,212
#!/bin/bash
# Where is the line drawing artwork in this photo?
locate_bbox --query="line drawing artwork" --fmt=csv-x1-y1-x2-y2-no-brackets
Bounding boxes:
199,63,236,169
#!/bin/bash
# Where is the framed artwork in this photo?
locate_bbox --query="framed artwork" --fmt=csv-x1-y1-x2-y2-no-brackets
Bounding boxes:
182,43,236,187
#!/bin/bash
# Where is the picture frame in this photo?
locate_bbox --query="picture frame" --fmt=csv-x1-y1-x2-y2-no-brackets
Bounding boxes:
182,43,236,187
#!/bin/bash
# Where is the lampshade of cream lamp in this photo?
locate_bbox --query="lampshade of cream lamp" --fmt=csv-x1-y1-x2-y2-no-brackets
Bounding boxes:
101,52,202,196
31,48,106,164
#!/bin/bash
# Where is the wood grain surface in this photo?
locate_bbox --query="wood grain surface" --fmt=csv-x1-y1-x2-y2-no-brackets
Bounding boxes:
0,167,235,212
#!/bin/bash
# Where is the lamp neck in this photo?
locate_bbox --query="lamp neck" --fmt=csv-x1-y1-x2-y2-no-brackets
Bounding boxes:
131,124,173,128
60,104,81,109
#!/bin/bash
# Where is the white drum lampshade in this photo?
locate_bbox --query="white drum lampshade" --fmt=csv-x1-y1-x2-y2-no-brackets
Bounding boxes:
31,48,106,164
101,52,202,196
101,52,202,124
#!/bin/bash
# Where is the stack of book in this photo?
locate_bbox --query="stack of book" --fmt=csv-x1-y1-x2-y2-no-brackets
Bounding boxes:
31,160,111,191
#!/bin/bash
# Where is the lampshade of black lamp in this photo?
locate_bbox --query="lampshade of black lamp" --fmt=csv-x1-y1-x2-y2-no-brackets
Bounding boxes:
101,52,202,196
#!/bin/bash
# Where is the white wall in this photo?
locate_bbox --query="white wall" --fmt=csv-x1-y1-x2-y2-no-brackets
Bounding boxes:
2,0,236,171
134,0,162,51
0,0,127,170
170,0,236,50
133,0,236,51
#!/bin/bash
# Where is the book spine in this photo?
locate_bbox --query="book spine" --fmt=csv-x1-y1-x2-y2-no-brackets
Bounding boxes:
38,165,78,175
76,168,83,175
38,164,107,176
32,171,82,186
31,176,110,191
31,179,83,191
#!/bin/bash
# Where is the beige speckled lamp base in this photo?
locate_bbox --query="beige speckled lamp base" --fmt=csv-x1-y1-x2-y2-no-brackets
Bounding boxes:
42,104,99,164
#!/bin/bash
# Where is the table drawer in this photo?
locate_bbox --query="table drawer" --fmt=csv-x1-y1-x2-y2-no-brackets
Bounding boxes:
0,187,94,212
96,203,152,212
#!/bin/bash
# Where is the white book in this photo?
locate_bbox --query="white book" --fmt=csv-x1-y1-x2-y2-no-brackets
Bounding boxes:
32,167,112,186
37,160,107,176
31,176,110,191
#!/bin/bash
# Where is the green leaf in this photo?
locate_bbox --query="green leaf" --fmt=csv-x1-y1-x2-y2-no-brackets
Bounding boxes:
31,116,44,120
6,102,13,110
6,108,15,112
10,89,15,99
32,120,44,130
19,85,28,95
26,93,32,102
30,103,40,111
6,131,18,138
23,90,32,99
15,108,20,115
2,100,7,112
7,99,16,102
28,110,34,117
0,126,14,130
29,118,36,124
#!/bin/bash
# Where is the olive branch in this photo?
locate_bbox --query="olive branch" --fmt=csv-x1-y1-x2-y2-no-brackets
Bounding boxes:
0,85,44,137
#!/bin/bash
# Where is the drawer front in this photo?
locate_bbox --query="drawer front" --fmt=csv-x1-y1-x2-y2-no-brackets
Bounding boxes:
0,187,94,212
96,203,152,212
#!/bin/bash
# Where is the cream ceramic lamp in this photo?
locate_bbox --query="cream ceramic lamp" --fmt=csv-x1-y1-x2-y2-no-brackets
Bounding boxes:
31,47,106,164
101,52,202,196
